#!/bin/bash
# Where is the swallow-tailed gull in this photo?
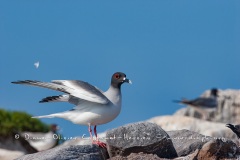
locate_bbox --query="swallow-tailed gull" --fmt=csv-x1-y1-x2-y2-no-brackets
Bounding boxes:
12,72,131,147
174,88,218,120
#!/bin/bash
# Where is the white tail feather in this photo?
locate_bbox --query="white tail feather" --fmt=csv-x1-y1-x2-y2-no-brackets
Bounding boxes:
32,114,56,119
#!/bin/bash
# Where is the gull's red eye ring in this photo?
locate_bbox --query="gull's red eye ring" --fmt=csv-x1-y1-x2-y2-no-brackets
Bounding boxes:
115,74,120,79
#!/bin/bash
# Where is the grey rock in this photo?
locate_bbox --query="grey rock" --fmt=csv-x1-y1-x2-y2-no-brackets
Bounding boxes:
106,122,177,159
167,129,211,157
16,145,109,160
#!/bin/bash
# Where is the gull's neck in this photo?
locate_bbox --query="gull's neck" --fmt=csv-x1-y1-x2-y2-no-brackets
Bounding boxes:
104,85,122,107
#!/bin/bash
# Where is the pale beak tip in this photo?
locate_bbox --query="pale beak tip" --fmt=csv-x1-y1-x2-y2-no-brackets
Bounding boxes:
129,80,132,84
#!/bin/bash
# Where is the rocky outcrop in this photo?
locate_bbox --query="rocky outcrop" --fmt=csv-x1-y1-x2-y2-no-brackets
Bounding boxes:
16,122,240,160
4,89,240,159
108,129,240,159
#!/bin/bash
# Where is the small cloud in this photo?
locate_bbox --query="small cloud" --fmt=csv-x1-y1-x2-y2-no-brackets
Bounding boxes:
34,61,40,69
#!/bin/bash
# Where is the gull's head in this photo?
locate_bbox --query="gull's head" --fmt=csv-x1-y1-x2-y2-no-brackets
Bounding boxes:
111,72,132,88
210,88,218,97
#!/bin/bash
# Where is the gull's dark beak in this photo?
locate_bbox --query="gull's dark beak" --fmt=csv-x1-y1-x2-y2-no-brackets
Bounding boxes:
226,124,234,129
123,77,132,84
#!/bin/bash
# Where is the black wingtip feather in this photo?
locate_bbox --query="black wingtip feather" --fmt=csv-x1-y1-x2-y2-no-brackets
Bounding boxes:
11,80,40,84
39,95,63,103
39,100,47,103
11,81,22,84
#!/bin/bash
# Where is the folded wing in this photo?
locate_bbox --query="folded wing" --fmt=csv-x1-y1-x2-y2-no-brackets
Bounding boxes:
181,97,217,108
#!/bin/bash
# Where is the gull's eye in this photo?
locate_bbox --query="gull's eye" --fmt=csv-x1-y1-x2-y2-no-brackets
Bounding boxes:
115,74,120,79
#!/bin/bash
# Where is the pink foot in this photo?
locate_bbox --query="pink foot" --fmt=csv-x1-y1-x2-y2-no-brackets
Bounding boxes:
92,140,107,148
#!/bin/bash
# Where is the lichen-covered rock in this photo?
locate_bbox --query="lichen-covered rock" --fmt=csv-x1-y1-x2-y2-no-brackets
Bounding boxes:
106,122,177,159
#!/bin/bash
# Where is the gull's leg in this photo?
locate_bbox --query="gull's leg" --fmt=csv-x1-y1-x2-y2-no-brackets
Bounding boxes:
93,125,106,148
94,125,98,141
88,124,94,143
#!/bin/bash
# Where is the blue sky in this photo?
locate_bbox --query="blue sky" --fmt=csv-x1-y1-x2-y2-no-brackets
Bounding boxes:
1,1,240,138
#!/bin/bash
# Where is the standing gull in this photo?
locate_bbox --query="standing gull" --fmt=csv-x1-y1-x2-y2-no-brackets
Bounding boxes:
12,72,131,147
174,88,218,120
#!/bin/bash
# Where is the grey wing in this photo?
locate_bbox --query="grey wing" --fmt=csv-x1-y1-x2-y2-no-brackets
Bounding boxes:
189,98,217,108
51,80,109,104
12,80,71,94
12,80,109,104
